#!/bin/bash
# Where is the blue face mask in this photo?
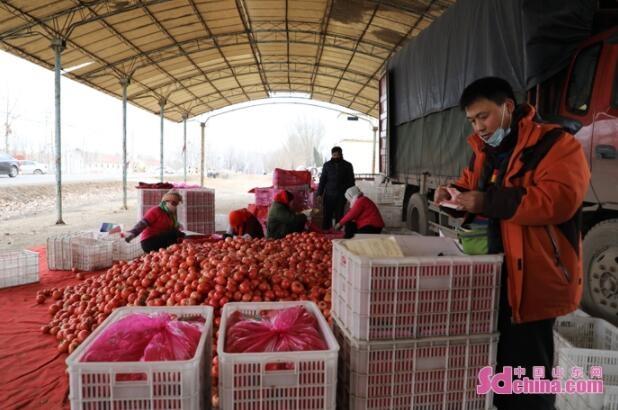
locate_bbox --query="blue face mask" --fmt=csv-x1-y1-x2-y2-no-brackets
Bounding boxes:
481,104,511,147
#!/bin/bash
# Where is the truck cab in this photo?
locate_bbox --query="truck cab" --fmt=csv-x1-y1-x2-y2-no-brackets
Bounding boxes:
551,26,618,322
552,26,618,208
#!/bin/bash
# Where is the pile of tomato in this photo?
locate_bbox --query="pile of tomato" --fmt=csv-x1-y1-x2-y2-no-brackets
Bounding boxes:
36,232,334,405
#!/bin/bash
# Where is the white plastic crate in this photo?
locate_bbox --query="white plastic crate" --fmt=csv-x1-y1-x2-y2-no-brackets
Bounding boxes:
378,204,404,228
70,237,114,271
357,180,405,206
0,249,39,288
47,232,83,270
113,238,144,261
331,235,502,341
103,233,145,261
217,301,339,410
334,319,497,410
554,316,618,410
66,306,213,410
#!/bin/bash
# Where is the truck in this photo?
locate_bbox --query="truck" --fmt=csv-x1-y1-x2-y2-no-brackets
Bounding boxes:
378,0,618,324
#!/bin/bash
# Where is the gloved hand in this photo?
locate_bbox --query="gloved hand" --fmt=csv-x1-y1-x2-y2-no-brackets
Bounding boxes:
334,223,342,231
124,232,136,243
241,233,252,240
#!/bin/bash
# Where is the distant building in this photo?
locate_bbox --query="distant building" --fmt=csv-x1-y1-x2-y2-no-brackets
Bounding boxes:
335,138,377,174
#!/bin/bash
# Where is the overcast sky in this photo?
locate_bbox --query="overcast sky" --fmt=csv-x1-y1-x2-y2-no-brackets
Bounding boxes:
0,50,377,168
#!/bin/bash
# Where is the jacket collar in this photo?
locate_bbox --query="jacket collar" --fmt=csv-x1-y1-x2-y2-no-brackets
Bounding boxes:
467,104,541,156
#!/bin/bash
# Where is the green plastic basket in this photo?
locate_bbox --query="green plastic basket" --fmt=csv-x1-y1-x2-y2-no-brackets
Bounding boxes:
457,224,489,255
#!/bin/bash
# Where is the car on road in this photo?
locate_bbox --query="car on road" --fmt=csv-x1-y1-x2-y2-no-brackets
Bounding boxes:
0,153,20,178
18,160,48,175
152,166,176,175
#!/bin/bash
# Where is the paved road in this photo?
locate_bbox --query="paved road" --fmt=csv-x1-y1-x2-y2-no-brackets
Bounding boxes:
0,172,177,186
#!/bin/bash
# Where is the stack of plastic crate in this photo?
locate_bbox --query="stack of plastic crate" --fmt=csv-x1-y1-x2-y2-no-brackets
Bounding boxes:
0,249,39,288
331,235,503,410
137,187,215,234
103,233,144,261
252,184,314,213
356,179,405,228
553,315,618,409
47,231,92,270
177,188,215,234
136,188,169,220
217,301,339,410
70,236,114,271
66,306,213,410
47,231,113,271
272,168,312,188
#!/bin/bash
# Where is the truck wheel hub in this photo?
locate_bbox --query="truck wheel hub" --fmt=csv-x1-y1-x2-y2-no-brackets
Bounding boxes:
590,246,618,311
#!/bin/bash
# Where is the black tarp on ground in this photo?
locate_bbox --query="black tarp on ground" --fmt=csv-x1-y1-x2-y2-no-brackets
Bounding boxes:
387,0,596,178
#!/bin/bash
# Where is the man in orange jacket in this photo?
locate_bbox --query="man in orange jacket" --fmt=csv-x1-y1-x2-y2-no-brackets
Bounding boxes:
436,77,590,410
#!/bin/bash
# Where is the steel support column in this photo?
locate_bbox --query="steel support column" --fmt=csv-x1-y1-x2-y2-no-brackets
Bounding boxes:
372,125,378,174
120,77,130,210
182,114,188,183
159,98,166,182
200,122,205,187
51,37,66,225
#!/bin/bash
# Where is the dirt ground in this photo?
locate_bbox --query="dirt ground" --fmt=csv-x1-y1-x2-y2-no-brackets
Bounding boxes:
0,174,272,251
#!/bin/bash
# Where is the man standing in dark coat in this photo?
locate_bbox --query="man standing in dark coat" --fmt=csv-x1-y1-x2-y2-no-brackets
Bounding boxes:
317,146,355,230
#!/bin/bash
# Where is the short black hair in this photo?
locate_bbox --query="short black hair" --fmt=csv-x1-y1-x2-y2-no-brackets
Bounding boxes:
331,146,342,154
459,77,516,110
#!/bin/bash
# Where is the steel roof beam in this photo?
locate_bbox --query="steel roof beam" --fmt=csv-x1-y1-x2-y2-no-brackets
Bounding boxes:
187,0,250,101
128,60,377,99
348,0,438,109
309,0,333,99
75,0,213,111
0,0,169,41
1,1,187,114
285,0,290,90
82,26,391,78
140,2,231,106
329,0,381,105
234,0,270,94
171,80,374,110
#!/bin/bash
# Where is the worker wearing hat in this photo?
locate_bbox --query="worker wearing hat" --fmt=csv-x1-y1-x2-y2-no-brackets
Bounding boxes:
225,208,264,239
124,190,185,252
266,190,308,239
335,186,384,238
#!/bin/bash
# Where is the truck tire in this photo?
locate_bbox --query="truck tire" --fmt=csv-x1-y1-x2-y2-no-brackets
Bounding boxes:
406,193,429,235
581,218,618,325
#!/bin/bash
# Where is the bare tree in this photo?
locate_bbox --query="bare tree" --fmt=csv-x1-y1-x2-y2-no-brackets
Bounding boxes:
265,116,325,170
2,95,19,153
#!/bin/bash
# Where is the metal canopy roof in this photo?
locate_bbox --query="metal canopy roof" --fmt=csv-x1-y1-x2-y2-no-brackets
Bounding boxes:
0,0,454,122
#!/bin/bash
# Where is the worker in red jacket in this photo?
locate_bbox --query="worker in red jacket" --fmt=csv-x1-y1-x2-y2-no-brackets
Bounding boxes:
225,208,264,239
124,190,185,252
335,186,384,238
